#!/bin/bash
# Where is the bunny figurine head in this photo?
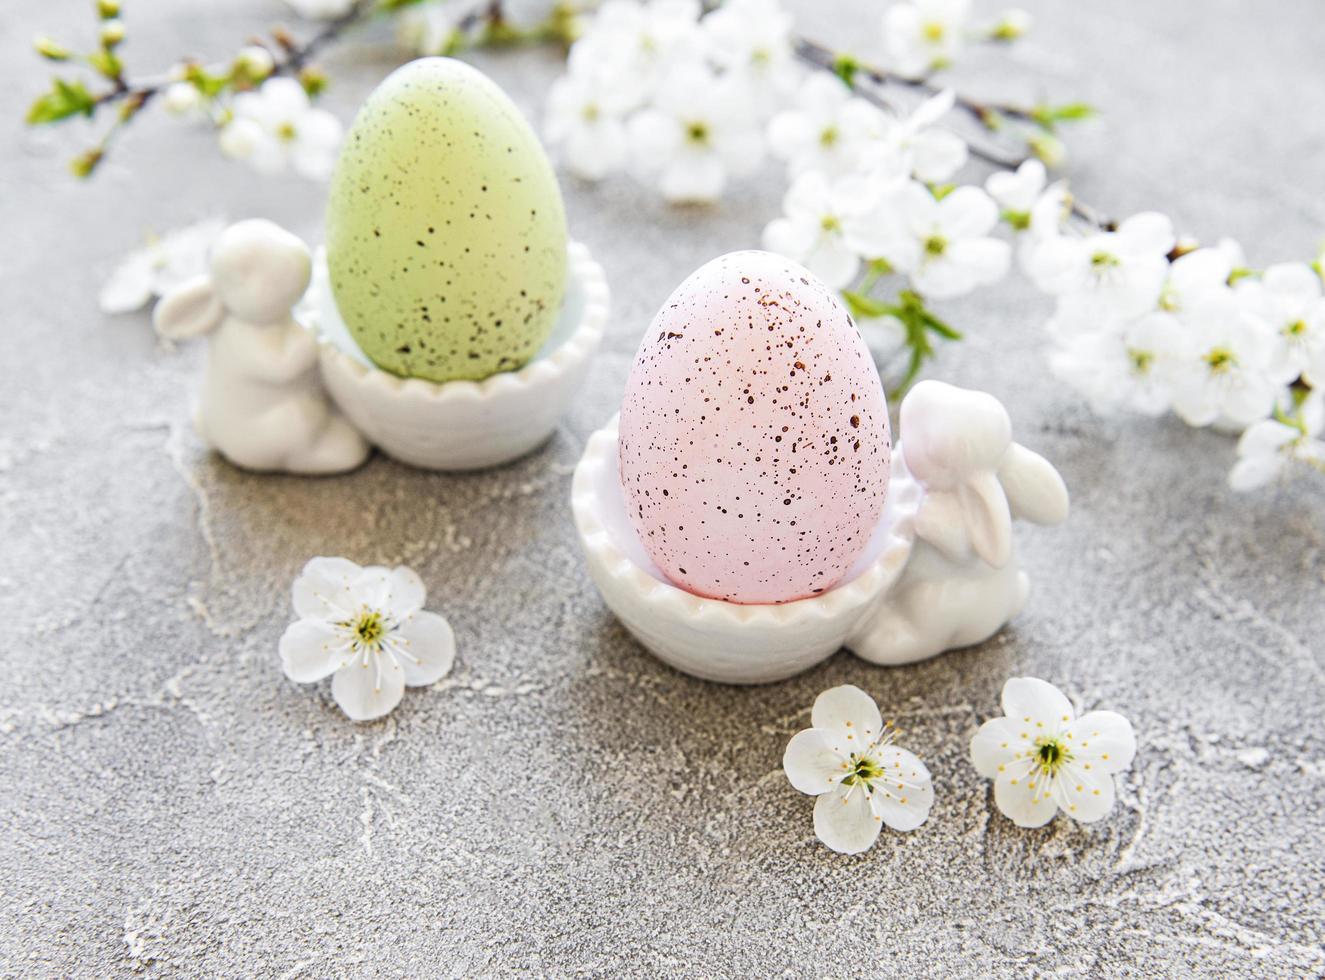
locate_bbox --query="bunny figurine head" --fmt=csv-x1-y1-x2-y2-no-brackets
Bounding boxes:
901,382,1013,490
155,219,312,339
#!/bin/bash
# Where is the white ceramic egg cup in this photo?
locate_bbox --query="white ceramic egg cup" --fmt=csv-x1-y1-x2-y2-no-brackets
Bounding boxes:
572,380,1071,684
306,241,609,470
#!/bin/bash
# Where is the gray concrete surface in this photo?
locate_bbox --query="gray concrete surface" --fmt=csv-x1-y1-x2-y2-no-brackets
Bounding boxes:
2,1,1323,975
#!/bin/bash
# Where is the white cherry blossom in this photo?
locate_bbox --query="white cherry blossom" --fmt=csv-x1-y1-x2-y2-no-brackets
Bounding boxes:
1158,244,1239,316
99,217,226,315
986,158,1046,227
1024,211,1175,317
1049,311,1184,418
971,677,1136,828
767,73,889,177
1229,393,1325,491
875,88,968,183
784,685,934,854
1167,298,1280,428
576,0,702,95
219,77,343,179
702,0,799,115
1237,262,1325,386
856,181,1010,299
628,63,764,203
762,171,879,288
882,0,972,78
397,1,464,55
280,557,456,722
544,65,635,181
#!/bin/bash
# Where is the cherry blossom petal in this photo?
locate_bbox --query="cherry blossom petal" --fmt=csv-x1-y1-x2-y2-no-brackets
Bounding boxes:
1064,710,1137,773
394,610,456,686
762,217,818,259
1051,763,1117,822
385,565,428,618
1261,262,1322,309
292,556,363,620
660,155,726,203
783,728,847,796
332,658,407,722
98,254,155,315
1229,451,1286,492
948,237,1012,289
1000,677,1074,731
937,186,999,238
813,784,882,854
969,716,1023,778
810,684,883,748
993,758,1058,828
869,746,934,831
909,128,967,183
803,238,861,290
279,619,343,682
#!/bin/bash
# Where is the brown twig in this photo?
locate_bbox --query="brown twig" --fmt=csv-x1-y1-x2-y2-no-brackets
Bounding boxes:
792,37,1113,230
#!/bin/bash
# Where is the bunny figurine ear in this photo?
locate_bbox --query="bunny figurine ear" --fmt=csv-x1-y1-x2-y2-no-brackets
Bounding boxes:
153,274,224,341
998,443,1069,526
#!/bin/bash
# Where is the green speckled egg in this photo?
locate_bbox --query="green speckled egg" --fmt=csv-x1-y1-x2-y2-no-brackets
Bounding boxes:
325,57,568,383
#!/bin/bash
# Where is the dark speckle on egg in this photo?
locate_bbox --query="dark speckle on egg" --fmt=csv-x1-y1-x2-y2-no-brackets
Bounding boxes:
617,250,892,605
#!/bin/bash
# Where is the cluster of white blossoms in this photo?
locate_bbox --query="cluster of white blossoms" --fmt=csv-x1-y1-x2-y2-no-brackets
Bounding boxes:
544,0,1321,493
763,86,1008,301
216,76,345,180
543,0,793,198
1004,159,1325,491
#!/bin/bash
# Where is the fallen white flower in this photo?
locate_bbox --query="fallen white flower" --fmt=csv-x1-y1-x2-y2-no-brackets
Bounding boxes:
99,217,226,315
971,677,1136,828
280,557,456,722
783,685,934,854
219,77,343,180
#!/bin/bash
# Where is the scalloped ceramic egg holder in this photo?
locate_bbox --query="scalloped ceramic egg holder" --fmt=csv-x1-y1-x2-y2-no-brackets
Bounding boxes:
307,241,609,471
572,380,1071,685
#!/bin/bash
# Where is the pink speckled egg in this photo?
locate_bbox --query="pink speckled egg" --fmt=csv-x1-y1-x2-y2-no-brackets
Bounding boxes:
618,250,892,605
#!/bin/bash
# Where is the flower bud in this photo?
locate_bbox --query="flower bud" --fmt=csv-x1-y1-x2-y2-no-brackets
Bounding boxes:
236,45,275,80
100,19,126,48
163,81,202,115
299,66,328,97
36,35,73,61
97,0,121,18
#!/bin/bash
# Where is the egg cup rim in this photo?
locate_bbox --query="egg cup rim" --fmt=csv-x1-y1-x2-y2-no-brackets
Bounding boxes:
572,416,921,631
308,239,608,405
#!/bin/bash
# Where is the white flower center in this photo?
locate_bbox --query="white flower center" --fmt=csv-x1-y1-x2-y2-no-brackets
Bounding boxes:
837,722,920,808
332,605,419,691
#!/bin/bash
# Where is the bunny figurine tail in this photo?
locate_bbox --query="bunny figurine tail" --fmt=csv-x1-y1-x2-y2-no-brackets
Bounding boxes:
845,380,1068,667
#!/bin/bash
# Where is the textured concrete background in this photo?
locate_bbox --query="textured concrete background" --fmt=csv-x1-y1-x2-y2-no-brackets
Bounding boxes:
2,1,1323,976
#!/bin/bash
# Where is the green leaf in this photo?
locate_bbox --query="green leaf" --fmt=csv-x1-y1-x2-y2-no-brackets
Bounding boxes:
87,49,123,79
1030,102,1096,131
841,290,894,320
832,54,859,88
26,78,97,124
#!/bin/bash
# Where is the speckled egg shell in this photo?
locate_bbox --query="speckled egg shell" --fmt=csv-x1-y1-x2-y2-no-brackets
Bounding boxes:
325,57,567,383
618,250,892,605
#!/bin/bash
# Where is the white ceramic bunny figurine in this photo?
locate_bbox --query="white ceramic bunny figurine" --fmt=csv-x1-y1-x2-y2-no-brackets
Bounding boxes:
847,380,1069,665
154,219,370,475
